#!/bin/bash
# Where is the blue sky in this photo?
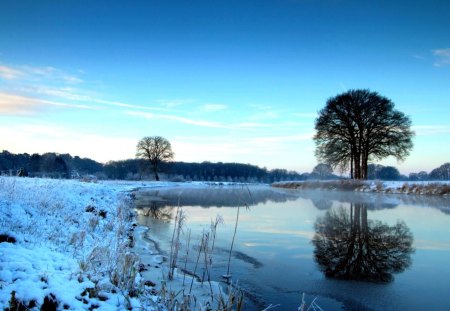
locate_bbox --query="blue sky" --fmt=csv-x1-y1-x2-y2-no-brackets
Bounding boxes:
1,0,449,174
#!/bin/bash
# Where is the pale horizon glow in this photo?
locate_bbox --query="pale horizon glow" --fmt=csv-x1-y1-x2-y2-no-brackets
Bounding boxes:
1,1,450,175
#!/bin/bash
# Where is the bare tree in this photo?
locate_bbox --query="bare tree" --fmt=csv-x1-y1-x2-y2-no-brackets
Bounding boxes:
136,136,174,181
311,163,333,179
314,89,414,179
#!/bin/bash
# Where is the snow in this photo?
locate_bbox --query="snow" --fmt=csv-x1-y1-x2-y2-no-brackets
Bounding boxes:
132,226,228,309
360,180,450,195
0,243,96,309
0,177,142,309
0,177,231,310
274,179,450,196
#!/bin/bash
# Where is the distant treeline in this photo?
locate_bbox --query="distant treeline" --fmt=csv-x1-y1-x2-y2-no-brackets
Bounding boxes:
105,159,309,183
0,150,305,182
366,163,450,181
1,150,449,182
0,151,102,179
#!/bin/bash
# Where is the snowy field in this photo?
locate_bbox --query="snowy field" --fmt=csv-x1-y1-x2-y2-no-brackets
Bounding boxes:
0,177,149,310
0,177,239,310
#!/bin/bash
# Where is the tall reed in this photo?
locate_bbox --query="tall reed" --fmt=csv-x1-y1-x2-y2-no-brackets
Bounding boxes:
169,205,186,280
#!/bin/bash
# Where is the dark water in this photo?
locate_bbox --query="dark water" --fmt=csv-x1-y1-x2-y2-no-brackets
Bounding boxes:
134,184,450,310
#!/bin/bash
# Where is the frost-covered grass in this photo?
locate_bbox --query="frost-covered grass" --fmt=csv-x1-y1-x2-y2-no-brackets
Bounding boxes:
0,177,148,310
0,177,244,311
273,180,450,195
360,180,450,195
272,180,365,191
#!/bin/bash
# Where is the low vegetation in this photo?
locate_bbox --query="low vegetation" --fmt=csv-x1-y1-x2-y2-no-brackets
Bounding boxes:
273,180,450,196
272,180,365,191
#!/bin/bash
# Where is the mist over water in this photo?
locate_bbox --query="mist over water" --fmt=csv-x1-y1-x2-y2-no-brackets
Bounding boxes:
134,184,450,310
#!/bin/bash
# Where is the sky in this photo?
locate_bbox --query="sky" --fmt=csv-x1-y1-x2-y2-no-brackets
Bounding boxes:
1,0,449,175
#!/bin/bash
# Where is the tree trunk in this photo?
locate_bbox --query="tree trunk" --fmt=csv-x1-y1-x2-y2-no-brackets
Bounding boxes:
151,162,160,181
354,151,361,179
361,152,366,180
350,148,354,179
362,153,368,180
364,149,369,180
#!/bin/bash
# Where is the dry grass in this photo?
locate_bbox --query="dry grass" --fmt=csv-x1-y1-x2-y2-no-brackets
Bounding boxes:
273,180,450,196
0,177,144,308
395,182,450,196
272,180,365,192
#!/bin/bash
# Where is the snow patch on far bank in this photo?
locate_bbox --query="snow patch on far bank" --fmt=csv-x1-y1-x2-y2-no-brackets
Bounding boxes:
273,180,450,196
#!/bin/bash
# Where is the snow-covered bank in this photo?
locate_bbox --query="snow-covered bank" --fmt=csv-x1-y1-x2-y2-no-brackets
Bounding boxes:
0,177,237,310
272,180,450,196
132,226,233,310
0,177,147,310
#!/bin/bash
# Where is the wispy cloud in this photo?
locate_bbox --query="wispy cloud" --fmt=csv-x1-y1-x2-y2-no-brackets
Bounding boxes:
0,60,186,117
413,125,450,136
0,65,23,80
294,112,317,119
432,48,450,67
13,85,179,114
247,104,282,120
21,65,57,76
62,75,84,84
35,86,142,109
156,98,194,108
249,103,273,110
0,92,94,115
126,110,298,131
30,86,93,102
247,110,280,121
252,133,314,143
0,63,84,84
126,111,229,128
23,65,84,84
412,54,427,61
202,103,228,111
234,122,272,128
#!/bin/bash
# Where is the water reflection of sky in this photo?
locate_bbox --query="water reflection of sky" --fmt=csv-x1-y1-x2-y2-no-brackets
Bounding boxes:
369,205,450,250
135,185,450,310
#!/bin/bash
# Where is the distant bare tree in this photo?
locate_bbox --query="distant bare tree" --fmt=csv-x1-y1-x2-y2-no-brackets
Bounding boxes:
136,136,174,181
314,89,414,179
312,163,333,179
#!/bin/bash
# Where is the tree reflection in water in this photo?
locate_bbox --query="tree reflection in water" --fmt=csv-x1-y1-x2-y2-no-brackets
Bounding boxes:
144,203,174,221
312,202,414,282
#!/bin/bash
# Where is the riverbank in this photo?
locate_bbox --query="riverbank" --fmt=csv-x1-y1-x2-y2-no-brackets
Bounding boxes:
0,177,154,310
0,177,236,310
132,226,231,310
272,180,450,196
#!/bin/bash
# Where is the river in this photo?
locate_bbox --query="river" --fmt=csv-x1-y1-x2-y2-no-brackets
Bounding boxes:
134,184,450,310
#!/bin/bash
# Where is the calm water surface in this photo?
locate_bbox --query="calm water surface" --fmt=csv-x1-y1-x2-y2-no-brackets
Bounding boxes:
135,184,450,311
